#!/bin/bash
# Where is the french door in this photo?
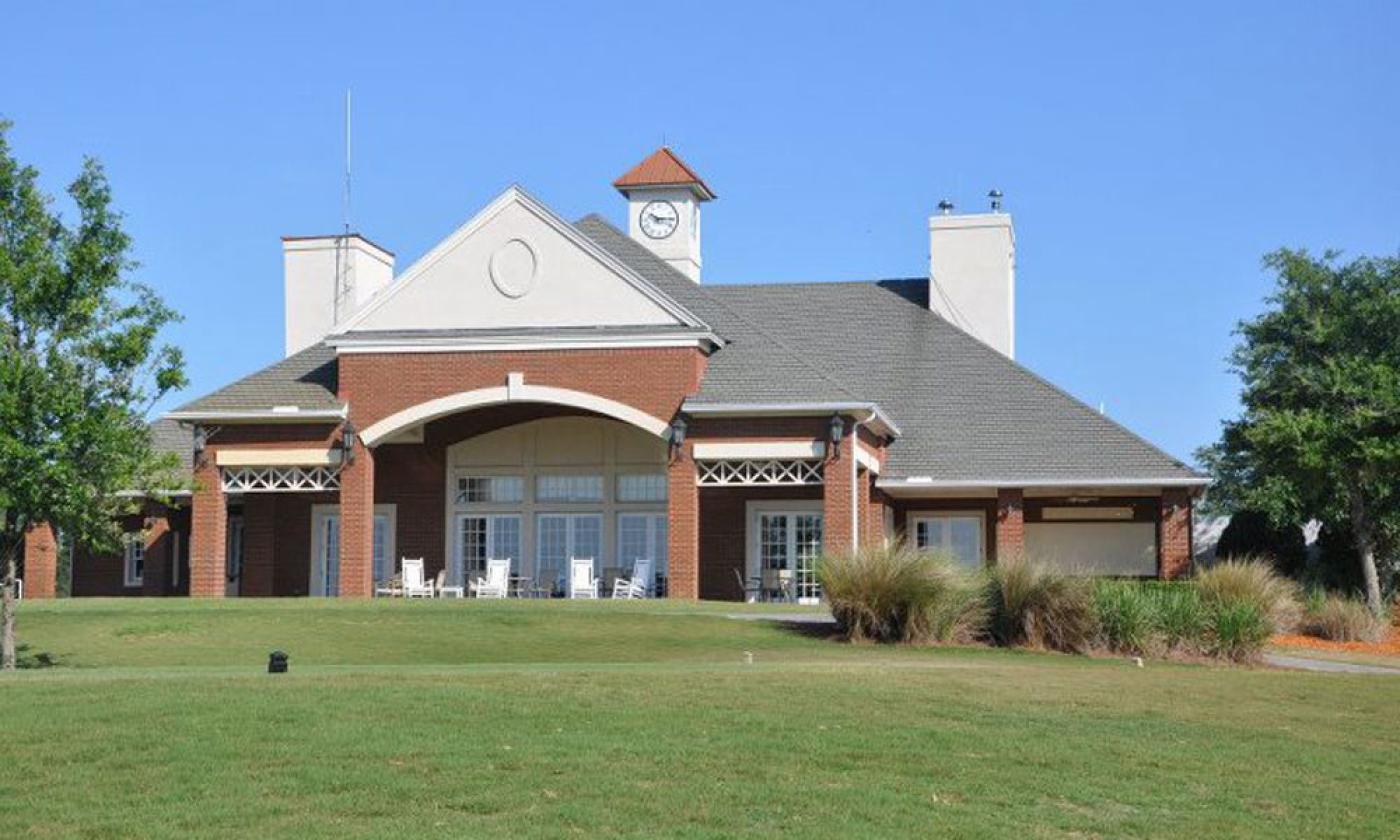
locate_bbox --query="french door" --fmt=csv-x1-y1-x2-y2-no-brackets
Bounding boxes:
310,506,394,596
225,516,244,597
536,513,602,592
454,514,522,585
757,511,824,603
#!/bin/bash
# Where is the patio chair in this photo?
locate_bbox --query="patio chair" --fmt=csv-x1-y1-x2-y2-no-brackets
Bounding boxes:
374,573,403,598
470,558,510,599
612,558,653,599
761,568,792,603
569,557,599,599
731,568,762,603
402,558,434,598
435,569,465,599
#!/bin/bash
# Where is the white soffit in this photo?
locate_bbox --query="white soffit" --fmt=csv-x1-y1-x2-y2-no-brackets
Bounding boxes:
336,186,707,335
692,441,826,460
215,448,337,467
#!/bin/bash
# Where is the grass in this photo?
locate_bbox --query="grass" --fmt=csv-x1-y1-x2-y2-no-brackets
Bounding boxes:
3,599,1400,838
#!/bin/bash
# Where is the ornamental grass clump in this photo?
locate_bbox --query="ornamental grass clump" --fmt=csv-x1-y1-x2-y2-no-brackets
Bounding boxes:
818,542,986,644
986,555,1096,654
1149,584,1209,654
1195,557,1301,634
1299,592,1387,643
1093,581,1158,655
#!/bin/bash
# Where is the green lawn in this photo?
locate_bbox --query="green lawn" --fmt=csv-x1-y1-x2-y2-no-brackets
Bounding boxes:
3,599,1398,838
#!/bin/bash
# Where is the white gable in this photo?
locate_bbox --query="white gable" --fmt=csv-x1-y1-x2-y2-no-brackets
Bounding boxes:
339,187,695,334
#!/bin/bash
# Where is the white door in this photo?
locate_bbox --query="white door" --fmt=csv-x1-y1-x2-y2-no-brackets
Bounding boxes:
757,512,824,604
535,513,603,593
310,507,341,597
454,514,522,585
225,516,244,597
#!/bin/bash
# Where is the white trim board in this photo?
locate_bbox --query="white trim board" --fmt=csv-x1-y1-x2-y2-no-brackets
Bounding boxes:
692,441,825,460
215,448,337,467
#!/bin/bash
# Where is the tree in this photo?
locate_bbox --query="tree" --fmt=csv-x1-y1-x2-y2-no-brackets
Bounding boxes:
1199,249,1400,614
1214,509,1307,576
0,121,186,670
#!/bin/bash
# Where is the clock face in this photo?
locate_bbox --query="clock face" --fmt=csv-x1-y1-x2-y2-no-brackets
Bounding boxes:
639,200,679,239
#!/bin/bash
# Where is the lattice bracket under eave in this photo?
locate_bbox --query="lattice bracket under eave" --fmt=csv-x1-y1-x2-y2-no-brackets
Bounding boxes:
695,459,823,487
221,466,342,493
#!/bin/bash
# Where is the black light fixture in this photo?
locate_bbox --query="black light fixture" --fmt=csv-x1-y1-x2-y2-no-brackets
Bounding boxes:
988,188,1004,212
828,414,845,449
340,420,358,465
192,425,208,464
669,414,688,456
937,199,955,215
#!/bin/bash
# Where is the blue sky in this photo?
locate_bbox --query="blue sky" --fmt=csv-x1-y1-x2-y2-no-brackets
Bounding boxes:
3,2,1397,464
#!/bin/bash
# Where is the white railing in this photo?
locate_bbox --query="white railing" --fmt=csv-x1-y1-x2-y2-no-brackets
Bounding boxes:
696,459,823,487
222,465,342,493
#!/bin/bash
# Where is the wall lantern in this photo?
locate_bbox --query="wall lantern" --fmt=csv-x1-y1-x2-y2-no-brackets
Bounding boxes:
828,414,846,450
340,421,358,466
668,414,688,457
192,425,208,463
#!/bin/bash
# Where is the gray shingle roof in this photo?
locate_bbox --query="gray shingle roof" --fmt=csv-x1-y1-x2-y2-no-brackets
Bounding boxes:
165,213,1198,484
149,417,193,473
171,343,340,415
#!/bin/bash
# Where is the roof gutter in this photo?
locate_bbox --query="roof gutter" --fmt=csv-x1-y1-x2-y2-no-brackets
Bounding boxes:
164,407,348,424
877,476,1210,493
681,401,901,439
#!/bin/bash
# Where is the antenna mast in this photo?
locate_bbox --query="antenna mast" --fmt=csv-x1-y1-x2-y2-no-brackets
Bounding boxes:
343,88,352,234
334,89,354,322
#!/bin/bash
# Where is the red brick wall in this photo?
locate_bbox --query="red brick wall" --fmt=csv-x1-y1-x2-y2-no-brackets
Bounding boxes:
995,489,1025,563
698,484,823,600
822,429,856,554
668,442,700,599
189,457,227,598
1159,489,1193,579
21,523,57,599
339,443,376,598
339,348,705,430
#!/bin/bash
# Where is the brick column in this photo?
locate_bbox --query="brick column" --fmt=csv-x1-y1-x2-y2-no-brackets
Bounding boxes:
865,484,887,547
22,523,58,599
995,488,1025,564
822,427,856,554
141,514,173,596
667,441,699,600
189,458,227,597
338,443,375,598
1159,489,1192,579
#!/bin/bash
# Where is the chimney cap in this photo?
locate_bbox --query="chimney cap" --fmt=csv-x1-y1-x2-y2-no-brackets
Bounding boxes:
614,147,716,200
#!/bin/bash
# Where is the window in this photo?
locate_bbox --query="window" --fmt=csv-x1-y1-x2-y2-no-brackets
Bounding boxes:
123,534,145,588
618,513,668,582
536,513,603,588
536,475,604,503
752,510,824,603
372,509,398,582
456,475,524,504
912,513,985,569
457,514,522,581
617,473,667,503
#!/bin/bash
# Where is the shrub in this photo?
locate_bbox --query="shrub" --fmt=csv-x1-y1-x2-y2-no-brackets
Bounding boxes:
1093,581,1157,654
1299,593,1387,643
1214,510,1307,576
1195,557,1301,634
1209,601,1273,662
818,542,986,643
986,556,1096,654
1150,584,1208,653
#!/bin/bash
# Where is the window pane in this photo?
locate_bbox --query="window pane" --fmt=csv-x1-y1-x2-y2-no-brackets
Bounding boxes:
618,515,649,565
760,515,788,570
536,475,603,503
617,473,667,502
654,516,669,576
949,517,982,568
537,516,568,584
491,516,521,570
457,476,523,504
373,515,390,580
573,516,602,560
460,516,488,578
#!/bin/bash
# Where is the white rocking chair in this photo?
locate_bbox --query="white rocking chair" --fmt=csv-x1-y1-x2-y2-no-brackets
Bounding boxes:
401,557,434,599
569,557,599,599
612,558,653,600
471,558,511,599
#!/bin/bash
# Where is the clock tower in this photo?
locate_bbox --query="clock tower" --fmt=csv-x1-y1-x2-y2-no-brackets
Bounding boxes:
614,147,715,282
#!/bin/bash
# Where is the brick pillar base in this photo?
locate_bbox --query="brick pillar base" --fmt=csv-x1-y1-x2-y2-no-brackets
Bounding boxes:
189,458,227,598
667,443,699,599
995,488,1025,564
22,523,58,599
822,427,856,554
1160,489,1192,579
339,444,375,598
141,514,173,596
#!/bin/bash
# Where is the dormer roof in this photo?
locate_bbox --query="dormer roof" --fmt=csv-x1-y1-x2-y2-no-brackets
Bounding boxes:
613,147,716,200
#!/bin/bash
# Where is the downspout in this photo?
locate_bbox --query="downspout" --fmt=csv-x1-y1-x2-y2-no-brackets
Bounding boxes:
850,416,867,552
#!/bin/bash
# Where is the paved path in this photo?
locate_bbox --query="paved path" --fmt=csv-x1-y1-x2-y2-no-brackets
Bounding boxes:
1262,653,1400,675
725,612,835,624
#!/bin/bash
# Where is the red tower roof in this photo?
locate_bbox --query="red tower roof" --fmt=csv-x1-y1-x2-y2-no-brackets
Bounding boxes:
613,147,716,200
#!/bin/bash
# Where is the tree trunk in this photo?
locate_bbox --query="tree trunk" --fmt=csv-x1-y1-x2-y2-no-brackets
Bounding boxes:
2,533,18,672
1349,490,1384,616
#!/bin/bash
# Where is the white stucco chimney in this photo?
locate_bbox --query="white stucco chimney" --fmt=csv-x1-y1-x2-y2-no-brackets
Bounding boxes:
282,234,394,356
928,207,1016,358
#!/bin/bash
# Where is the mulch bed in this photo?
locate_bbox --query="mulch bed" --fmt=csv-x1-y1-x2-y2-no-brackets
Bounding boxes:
1273,626,1400,656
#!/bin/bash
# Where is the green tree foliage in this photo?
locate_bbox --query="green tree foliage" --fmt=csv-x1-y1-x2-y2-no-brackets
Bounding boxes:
1199,249,1400,613
0,121,186,669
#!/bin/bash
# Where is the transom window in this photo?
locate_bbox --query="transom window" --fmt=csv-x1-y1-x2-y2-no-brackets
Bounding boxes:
123,534,144,588
617,473,667,503
457,476,524,504
536,475,604,503
912,513,985,569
